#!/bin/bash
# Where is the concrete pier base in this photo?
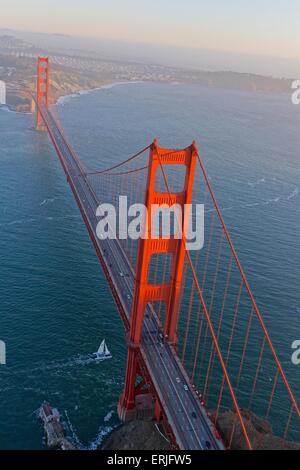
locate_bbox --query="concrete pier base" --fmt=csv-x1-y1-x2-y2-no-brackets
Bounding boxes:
118,393,154,422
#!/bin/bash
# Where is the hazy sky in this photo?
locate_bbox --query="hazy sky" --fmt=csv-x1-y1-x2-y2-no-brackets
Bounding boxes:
1,0,300,60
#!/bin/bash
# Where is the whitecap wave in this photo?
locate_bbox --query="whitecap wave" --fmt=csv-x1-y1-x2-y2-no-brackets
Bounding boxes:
0,105,13,113
205,195,284,214
287,188,299,201
57,93,80,106
0,214,80,228
63,410,114,450
40,198,57,206
247,177,266,187
264,196,281,205
104,410,114,423
13,352,111,377
0,105,31,115
87,425,114,450
64,410,86,450
5,219,25,226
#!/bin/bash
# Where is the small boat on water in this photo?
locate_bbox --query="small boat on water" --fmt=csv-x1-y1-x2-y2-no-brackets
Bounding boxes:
39,401,61,424
39,402,75,450
92,339,112,361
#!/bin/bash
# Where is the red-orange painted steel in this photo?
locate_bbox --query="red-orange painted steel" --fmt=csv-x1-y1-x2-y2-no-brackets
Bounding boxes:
34,57,300,448
158,155,253,449
119,140,197,416
196,153,300,421
36,56,49,130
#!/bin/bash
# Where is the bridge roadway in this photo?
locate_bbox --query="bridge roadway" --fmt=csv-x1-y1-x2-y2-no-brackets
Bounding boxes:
39,103,224,451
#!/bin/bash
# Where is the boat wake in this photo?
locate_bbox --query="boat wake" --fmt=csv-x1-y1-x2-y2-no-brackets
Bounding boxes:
29,354,111,373
0,214,81,228
206,185,299,214
14,346,112,377
104,410,114,422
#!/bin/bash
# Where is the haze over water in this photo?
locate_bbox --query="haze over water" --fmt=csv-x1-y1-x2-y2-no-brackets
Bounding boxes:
0,82,299,449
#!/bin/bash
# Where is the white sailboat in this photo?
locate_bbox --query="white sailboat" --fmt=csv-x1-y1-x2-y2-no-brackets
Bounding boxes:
93,339,112,361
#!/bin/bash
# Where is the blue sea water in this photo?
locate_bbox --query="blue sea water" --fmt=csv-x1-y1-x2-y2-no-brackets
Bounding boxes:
0,83,299,449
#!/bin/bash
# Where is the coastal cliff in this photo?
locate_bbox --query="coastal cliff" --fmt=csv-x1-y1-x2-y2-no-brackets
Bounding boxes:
101,421,171,451
101,410,300,450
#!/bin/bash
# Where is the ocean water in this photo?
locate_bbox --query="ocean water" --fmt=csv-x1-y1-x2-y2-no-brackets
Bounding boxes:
0,83,299,449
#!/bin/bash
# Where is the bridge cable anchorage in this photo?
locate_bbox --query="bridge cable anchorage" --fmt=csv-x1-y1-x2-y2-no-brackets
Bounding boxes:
195,153,300,421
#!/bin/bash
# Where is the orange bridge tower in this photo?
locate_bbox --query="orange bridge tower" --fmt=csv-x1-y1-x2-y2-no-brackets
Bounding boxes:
36,56,49,131
118,139,197,422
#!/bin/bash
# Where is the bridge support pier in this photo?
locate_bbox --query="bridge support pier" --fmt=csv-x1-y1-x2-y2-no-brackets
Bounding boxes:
118,346,154,422
154,400,162,422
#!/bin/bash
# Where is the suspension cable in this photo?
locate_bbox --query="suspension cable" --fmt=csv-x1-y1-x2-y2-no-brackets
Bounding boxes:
155,142,253,450
85,145,151,176
196,152,300,419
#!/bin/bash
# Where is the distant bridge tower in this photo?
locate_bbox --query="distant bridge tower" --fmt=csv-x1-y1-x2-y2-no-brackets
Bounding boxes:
118,140,197,422
0,80,6,105
36,56,49,131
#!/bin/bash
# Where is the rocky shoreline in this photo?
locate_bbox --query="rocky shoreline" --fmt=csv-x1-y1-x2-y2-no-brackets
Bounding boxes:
7,78,123,113
100,410,300,450
100,421,171,451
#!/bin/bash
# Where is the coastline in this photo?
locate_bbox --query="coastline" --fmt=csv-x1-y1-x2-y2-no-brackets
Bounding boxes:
99,421,171,451
6,78,291,115
0,103,28,114
2,80,146,115
56,80,145,107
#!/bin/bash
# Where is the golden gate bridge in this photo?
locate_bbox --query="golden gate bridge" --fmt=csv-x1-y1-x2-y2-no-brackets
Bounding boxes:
24,56,300,450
